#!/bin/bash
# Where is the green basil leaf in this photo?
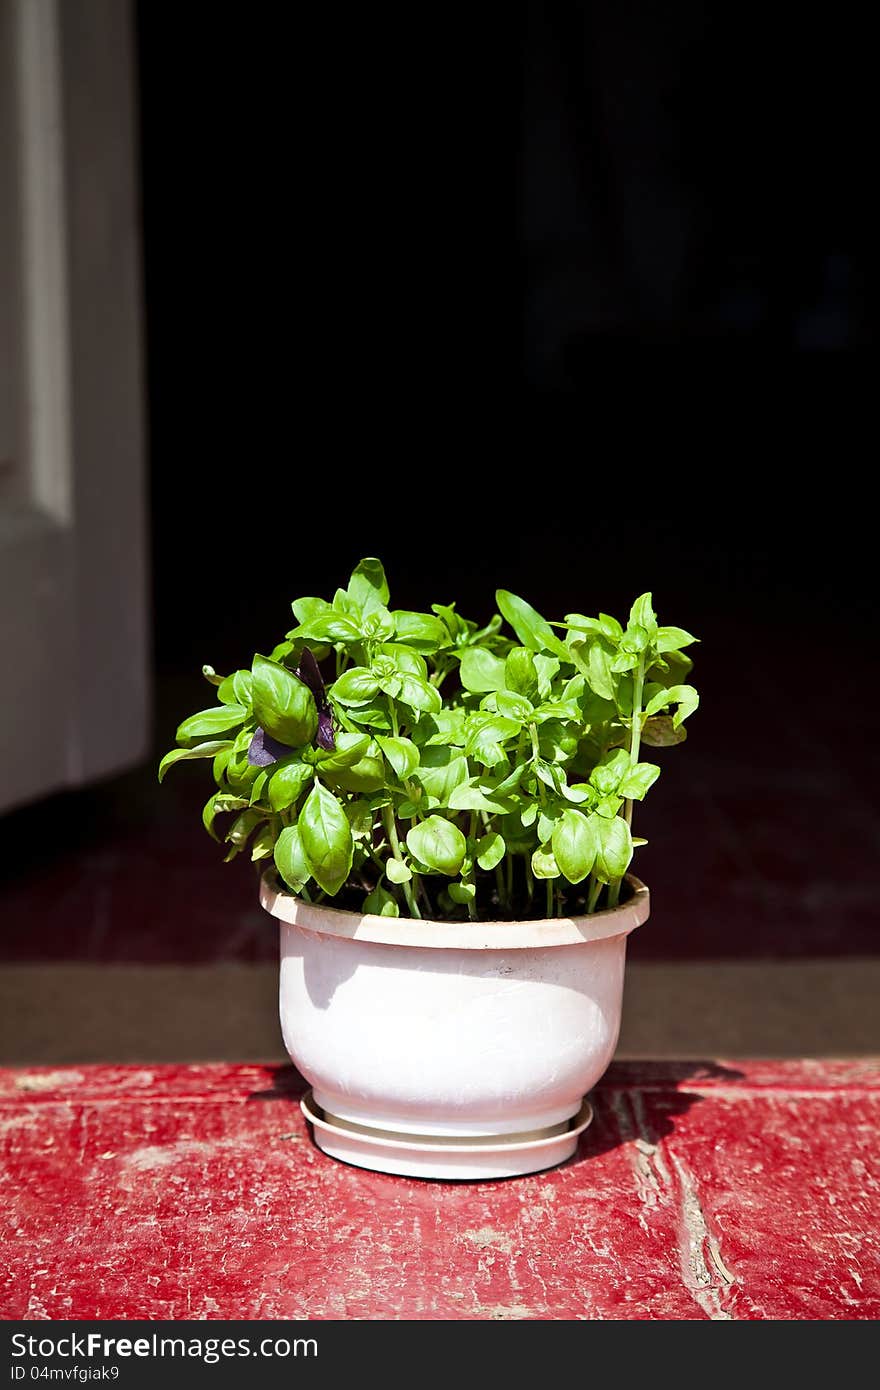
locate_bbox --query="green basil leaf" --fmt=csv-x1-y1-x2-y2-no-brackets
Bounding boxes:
617,762,661,800
333,588,359,617
293,612,363,643
321,741,385,793
495,590,571,661
267,759,313,811
397,672,442,714
364,884,400,917
375,644,429,679
644,683,699,726
611,651,639,673
202,791,249,840
561,781,591,804
306,732,370,772
175,704,248,741
564,613,604,635
392,611,450,651
531,846,560,880
531,699,580,723
448,881,475,905
274,824,311,892
201,664,224,687
158,739,233,782
218,671,253,708
494,691,532,722
594,816,633,884
465,714,520,766
448,782,514,814
250,822,277,861
376,672,402,699
347,557,390,616
419,710,467,746
598,613,623,640
252,654,318,746
268,640,297,664
225,808,264,850
406,816,467,876
488,763,527,796
376,735,420,781
641,715,687,747
459,647,507,693
537,806,560,844
621,623,649,654
299,781,354,895
476,831,505,871
291,596,333,626
344,701,393,730
504,647,538,698
588,748,629,795
331,667,381,706
629,593,657,638
386,858,412,885
533,654,560,699
249,768,270,805
535,759,565,793
656,625,698,652
552,809,597,884
586,641,616,701
344,799,374,840
361,607,395,641
414,748,470,806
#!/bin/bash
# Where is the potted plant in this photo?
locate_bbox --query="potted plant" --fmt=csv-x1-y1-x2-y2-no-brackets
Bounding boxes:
160,559,698,1179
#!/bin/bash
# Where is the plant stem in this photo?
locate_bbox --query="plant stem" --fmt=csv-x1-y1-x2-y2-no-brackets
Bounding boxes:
587,876,603,913
545,878,553,918
608,650,646,909
381,804,421,919
387,694,418,801
529,723,546,807
387,696,399,738
463,812,478,920
480,811,507,911
429,662,450,689
624,650,646,832
525,854,534,903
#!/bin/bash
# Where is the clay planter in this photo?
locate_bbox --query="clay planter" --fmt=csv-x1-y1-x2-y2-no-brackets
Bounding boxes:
260,872,649,1180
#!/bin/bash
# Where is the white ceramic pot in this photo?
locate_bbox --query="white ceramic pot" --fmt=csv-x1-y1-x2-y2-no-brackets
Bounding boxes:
260,873,649,1180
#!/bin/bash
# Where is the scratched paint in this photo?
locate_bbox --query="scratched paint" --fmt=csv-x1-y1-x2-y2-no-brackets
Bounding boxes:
1,1061,878,1320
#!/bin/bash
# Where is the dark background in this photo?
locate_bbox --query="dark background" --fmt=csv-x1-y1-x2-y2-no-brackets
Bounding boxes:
134,0,878,963
2,3,876,985
138,0,873,671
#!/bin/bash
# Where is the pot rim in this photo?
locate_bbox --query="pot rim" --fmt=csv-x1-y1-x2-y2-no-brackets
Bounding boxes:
260,870,649,950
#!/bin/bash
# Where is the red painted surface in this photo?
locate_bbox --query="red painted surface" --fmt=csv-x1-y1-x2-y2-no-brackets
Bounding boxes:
1,1061,879,1320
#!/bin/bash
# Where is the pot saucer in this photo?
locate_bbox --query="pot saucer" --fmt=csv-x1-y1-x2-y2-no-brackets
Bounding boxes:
300,1090,593,1180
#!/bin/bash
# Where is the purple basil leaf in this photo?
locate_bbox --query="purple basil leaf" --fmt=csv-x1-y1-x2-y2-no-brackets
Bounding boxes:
316,711,335,751
247,727,293,767
295,646,325,699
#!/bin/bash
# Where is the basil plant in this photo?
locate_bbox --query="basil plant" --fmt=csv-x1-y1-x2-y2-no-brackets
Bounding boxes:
159,559,698,921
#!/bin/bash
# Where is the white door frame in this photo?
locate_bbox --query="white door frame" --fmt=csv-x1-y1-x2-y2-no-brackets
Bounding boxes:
0,0,148,812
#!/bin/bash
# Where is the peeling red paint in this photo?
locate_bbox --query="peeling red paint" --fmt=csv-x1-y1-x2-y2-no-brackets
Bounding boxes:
1,1061,878,1320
